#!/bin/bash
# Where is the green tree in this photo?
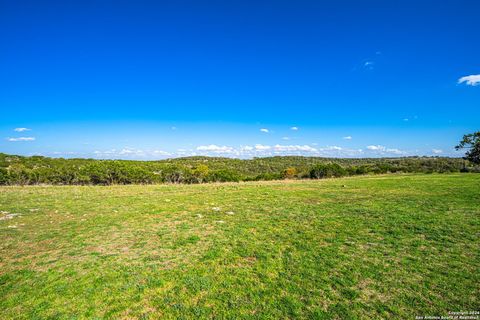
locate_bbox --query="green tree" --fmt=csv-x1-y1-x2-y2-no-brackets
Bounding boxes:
456,131,480,164
310,163,347,179
192,164,210,183
0,168,8,185
282,167,297,179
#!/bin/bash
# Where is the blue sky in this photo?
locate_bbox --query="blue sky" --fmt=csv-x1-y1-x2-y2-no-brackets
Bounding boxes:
1,0,479,159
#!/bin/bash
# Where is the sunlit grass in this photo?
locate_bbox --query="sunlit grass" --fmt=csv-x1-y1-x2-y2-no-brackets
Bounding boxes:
1,174,479,319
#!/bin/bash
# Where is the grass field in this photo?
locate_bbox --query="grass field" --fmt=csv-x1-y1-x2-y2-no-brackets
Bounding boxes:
1,174,479,319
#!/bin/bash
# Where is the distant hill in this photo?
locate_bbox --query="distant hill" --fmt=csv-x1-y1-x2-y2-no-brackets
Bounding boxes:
0,153,477,185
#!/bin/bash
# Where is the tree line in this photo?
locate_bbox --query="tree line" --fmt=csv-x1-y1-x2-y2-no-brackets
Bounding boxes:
0,153,478,185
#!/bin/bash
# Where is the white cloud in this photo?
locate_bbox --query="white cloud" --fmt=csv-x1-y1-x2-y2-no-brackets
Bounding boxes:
290,126,298,131
119,148,142,155
178,143,411,159
14,128,31,132
432,149,443,154
260,128,269,133
367,145,385,151
458,74,480,86
366,145,406,155
325,146,342,151
7,137,35,142
152,150,171,156
386,148,403,155
282,137,290,140
196,145,234,153
273,144,317,152
254,144,271,151
364,61,375,70
343,136,352,140
48,151,80,157
93,148,171,159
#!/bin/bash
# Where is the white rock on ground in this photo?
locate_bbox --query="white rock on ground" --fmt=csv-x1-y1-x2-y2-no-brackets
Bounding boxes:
0,213,18,221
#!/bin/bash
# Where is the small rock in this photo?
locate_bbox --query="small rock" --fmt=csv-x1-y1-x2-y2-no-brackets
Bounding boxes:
226,211,235,215
0,213,18,221
212,207,220,211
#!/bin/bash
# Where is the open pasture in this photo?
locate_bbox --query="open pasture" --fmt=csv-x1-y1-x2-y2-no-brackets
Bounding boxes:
1,174,479,319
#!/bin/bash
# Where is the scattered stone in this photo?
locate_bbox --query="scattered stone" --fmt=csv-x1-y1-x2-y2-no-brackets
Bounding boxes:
7,225,17,228
215,220,225,224
165,199,171,202
196,214,203,218
212,207,220,211
0,213,18,221
226,211,235,215
29,208,39,212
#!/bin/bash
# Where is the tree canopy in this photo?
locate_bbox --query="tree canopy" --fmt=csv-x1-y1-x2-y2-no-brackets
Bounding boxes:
456,131,480,164
0,153,478,185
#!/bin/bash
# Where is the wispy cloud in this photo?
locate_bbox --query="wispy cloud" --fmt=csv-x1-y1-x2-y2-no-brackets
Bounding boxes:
367,145,384,151
7,137,35,142
343,136,352,140
273,144,317,152
403,115,418,122
282,137,290,140
260,128,269,133
14,127,31,132
432,149,443,154
324,146,342,151
196,145,235,153
191,143,414,158
254,144,271,151
290,126,298,131
364,61,374,69
458,74,480,86
93,148,171,159
386,148,403,155
367,145,405,155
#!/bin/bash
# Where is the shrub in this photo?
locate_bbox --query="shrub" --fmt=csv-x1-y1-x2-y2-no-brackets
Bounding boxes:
282,167,297,179
310,163,347,179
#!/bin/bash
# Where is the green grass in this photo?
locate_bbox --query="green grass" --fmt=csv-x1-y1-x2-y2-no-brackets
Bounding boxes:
1,174,479,319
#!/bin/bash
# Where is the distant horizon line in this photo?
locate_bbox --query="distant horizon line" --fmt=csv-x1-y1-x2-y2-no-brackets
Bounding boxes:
0,152,464,162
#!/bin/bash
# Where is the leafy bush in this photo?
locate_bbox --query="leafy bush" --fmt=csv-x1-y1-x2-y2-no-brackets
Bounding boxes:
0,152,477,185
310,163,347,179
